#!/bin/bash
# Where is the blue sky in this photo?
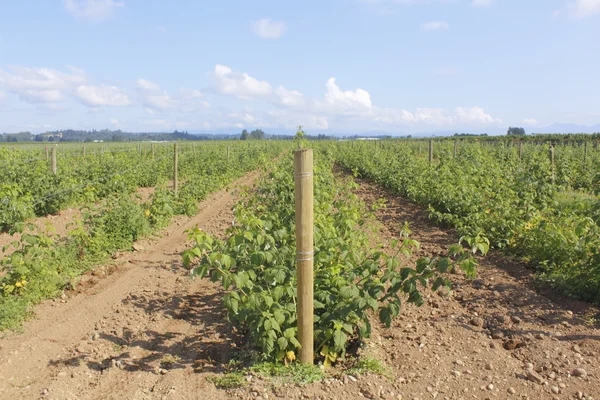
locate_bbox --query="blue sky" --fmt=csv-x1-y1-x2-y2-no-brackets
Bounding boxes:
0,0,599,134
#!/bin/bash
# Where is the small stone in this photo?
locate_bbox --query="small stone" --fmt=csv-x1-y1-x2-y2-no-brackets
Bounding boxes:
487,384,494,391
132,243,145,252
485,362,493,370
572,368,587,377
41,388,49,396
524,363,534,371
572,344,581,354
526,370,544,384
451,370,461,377
91,332,100,341
511,316,522,324
348,375,358,382
576,391,584,399
504,339,519,350
550,386,559,394
470,317,484,327
507,387,516,395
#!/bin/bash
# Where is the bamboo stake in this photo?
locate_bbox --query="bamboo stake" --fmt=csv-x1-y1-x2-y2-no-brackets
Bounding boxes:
45,146,49,161
152,143,155,159
294,149,314,364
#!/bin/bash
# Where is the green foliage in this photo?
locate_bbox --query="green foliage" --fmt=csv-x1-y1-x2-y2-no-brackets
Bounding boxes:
207,373,247,389
249,362,325,384
0,142,285,332
347,357,392,379
334,139,600,303
183,153,483,362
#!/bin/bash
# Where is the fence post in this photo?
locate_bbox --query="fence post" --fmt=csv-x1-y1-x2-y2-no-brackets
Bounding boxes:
519,141,523,161
549,144,555,184
152,143,155,159
173,142,178,196
45,146,49,161
51,146,57,175
429,140,433,162
454,140,458,157
418,142,422,157
584,141,588,162
294,148,314,364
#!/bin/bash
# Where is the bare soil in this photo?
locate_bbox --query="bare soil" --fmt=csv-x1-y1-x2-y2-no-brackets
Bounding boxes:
0,171,598,400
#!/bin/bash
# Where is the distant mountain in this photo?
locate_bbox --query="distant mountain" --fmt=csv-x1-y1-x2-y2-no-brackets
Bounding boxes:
534,123,600,134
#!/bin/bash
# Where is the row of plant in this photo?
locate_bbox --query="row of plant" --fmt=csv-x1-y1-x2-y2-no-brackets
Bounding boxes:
0,144,283,332
0,142,271,232
183,148,487,363
333,141,600,303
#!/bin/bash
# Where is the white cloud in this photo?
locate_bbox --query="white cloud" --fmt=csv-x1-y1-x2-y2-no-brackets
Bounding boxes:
75,84,131,106
568,0,600,18
522,118,538,125
210,64,272,100
251,18,287,39
275,85,305,107
455,106,499,124
321,78,372,112
0,66,86,103
136,78,160,91
472,0,494,6
109,118,119,125
143,92,178,110
421,21,449,30
180,88,204,99
65,0,124,21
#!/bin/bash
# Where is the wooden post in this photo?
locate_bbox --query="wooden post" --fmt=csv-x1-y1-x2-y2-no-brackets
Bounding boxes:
454,140,458,157
429,140,433,162
519,141,523,161
151,143,155,159
227,145,230,160
584,141,588,162
173,142,178,195
51,146,57,175
294,149,314,364
45,146,49,161
549,145,555,184
418,142,422,157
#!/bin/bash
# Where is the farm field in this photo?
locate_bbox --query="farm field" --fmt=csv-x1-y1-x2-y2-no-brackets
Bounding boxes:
0,143,598,400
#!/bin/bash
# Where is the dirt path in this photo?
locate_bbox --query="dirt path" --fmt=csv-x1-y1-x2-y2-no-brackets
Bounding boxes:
0,171,258,400
1,169,599,400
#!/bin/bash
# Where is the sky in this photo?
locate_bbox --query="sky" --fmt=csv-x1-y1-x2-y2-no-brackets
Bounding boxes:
0,0,599,135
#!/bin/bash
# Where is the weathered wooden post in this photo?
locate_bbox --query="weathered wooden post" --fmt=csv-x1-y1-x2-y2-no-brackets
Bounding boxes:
584,141,588,162
519,141,523,161
549,144,555,184
51,146,57,175
454,140,458,157
45,146,49,161
429,140,433,162
294,148,314,364
151,143,155,159
173,142,179,195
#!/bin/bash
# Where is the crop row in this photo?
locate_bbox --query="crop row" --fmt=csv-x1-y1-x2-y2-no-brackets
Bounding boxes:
333,140,600,303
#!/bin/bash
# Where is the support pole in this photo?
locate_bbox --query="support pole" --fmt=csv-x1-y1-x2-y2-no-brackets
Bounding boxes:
227,145,230,160
519,141,523,161
45,146,49,161
549,144,555,184
173,142,178,195
152,143,155,159
429,140,433,163
454,140,458,157
294,149,314,364
51,146,57,175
